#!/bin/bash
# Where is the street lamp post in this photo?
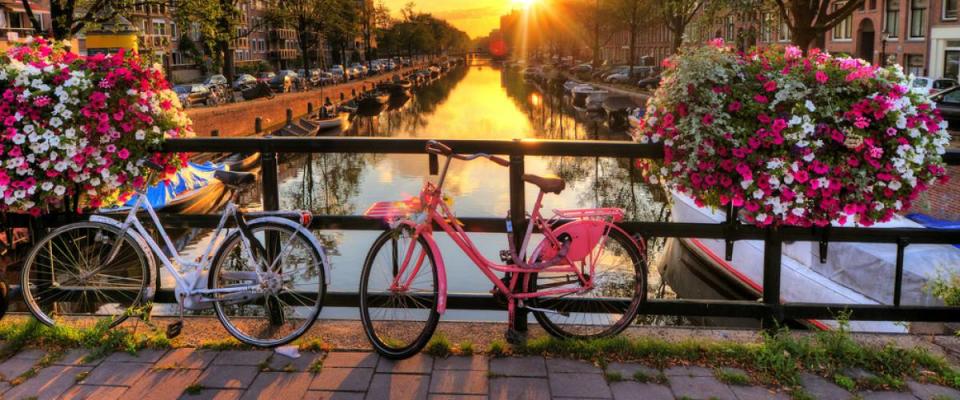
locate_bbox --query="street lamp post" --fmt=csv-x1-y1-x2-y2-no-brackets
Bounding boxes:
880,31,890,66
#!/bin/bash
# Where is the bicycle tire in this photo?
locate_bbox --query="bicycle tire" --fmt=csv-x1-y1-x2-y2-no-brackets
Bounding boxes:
359,226,440,359
209,220,326,347
530,226,646,339
21,221,151,328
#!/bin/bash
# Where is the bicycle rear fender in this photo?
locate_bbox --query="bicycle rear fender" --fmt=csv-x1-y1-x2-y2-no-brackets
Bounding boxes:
249,216,332,285
89,215,159,300
533,220,643,263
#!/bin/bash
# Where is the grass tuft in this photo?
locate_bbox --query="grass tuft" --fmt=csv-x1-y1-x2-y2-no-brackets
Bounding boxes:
604,371,623,382
424,334,452,357
487,340,509,357
715,368,750,386
456,341,475,356
183,383,203,395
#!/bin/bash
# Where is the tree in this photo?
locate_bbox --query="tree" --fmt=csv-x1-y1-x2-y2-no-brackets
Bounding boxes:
611,0,650,79
655,0,705,52
20,0,168,40
773,0,864,51
264,0,335,72
173,0,247,82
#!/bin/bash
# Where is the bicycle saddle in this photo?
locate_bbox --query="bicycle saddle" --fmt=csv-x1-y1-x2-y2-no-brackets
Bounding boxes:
214,170,256,188
522,174,565,194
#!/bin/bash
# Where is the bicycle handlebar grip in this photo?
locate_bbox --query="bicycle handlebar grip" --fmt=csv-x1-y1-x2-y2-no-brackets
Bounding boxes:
425,140,453,156
488,155,510,167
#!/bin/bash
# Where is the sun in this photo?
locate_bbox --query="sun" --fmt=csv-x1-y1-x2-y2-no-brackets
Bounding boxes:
512,0,539,9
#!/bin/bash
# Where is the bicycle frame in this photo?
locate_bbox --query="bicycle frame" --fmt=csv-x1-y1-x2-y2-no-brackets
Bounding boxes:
380,153,635,315
92,193,289,308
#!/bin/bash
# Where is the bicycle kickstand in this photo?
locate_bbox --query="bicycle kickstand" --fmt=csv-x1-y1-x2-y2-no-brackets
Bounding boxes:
504,299,527,345
166,294,185,339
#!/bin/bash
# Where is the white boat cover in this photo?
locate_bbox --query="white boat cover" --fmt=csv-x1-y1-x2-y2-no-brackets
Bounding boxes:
671,191,960,331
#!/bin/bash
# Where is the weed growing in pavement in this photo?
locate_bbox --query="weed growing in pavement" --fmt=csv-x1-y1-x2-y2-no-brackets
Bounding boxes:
183,383,204,395
715,368,750,386
512,315,960,392
603,371,623,382
424,334,452,357
487,340,509,357
456,341,475,356
197,337,247,350
833,374,855,391
297,339,330,353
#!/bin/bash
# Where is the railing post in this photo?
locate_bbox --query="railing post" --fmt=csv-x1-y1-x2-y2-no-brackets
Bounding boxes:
255,117,263,134
286,108,293,125
508,140,528,338
307,102,314,114
762,227,783,330
210,129,219,137
260,140,282,325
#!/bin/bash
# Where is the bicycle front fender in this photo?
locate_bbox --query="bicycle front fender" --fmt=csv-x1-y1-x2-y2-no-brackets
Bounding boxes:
88,215,159,300
248,216,332,285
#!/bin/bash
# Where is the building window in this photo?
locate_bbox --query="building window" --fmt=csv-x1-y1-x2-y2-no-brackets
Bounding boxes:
886,0,899,38
833,3,853,40
944,50,960,79
725,15,735,41
946,0,958,20
779,18,791,42
909,0,927,38
171,51,184,65
761,12,775,42
907,54,924,76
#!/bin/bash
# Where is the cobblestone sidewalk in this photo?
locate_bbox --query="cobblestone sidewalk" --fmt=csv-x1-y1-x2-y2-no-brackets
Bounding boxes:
0,347,957,399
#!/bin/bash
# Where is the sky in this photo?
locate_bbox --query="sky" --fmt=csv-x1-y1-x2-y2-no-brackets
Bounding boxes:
380,0,523,39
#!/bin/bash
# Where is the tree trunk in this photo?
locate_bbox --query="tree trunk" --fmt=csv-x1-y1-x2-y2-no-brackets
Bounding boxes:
592,0,601,67
219,40,236,83
791,27,819,53
670,28,683,53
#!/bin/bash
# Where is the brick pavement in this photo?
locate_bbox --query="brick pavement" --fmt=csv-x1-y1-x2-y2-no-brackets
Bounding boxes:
0,348,956,399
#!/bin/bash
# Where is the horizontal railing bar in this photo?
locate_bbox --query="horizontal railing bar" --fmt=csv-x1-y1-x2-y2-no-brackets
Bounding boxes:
160,137,960,165
144,213,960,244
161,137,659,158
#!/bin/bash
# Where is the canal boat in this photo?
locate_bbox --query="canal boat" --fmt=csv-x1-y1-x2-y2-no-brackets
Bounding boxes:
602,95,637,129
563,80,581,95
585,92,607,112
302,115,344,131
571,85,607,111
659,191,960,333
356,91,390,109
121,162,233,214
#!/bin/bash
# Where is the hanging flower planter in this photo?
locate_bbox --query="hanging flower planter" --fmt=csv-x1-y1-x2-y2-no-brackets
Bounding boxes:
0,37,192,216
634,39,951,227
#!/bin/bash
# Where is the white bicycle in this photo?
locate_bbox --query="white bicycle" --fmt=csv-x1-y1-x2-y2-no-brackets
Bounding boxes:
20,165,329,347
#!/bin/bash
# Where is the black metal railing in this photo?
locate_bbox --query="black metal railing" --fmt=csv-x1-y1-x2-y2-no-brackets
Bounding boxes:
146,136,960,332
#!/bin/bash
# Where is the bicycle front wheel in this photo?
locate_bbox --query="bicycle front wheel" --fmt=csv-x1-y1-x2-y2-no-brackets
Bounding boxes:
360,226,439,359
530,226,646,339
21,222,151,328
209,221,325,347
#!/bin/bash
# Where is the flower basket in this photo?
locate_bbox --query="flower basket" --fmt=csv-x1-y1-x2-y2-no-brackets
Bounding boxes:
634,40,951,227
0,37,192,217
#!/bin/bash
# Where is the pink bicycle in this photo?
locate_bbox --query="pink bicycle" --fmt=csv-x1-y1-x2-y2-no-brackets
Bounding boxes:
361,140,647,359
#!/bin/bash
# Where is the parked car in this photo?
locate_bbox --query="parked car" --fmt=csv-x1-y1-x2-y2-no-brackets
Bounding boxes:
329,65,347,81
636,74,662,90
174,84,214,108
232,74,258,90
932,85,960,131
269,70,299,92
203,74,229,90
572,63,592,73
911,77,958,96
258,72,276,83
606,66,656,83
351,63,368,77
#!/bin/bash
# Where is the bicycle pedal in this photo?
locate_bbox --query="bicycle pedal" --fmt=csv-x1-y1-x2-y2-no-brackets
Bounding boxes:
166,321,183,339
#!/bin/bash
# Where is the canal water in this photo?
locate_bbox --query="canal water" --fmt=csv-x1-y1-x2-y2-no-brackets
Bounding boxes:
186,57,674,321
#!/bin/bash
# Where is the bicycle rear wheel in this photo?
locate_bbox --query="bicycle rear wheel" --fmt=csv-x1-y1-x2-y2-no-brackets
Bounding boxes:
359,226,439,359
530,226,646,339
21,222,151,328
209,220,326,347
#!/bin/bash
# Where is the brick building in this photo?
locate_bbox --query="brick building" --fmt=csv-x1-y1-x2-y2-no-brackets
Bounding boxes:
0,0,51,52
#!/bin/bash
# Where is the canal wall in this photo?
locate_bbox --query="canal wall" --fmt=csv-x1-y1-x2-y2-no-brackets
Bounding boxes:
185,66,423,137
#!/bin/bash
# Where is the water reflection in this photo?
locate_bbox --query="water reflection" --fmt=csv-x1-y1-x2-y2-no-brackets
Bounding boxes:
269,58,670,305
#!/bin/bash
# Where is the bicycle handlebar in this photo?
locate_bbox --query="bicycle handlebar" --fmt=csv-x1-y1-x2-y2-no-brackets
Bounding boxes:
425,140,509,167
